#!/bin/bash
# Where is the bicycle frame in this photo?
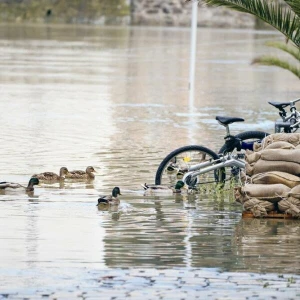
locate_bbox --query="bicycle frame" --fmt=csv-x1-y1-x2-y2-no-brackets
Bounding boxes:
272,98,300,133
182,154,245,183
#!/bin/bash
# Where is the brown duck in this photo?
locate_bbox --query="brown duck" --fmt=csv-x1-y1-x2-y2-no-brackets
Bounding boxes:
32,167,69,181
65,166,96,180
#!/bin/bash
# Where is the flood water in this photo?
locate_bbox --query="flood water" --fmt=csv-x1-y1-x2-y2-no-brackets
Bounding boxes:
0,23,299,295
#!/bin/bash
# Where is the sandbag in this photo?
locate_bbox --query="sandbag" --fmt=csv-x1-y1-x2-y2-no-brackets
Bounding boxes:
250,171,300,188
245,151,261,164
240,170,247,184
288,185,300,199
243,198,275,217
246,160,300,177
252,140,296,152
234,187,247,204
265,141,295,150
253,133,300,152
259,149,300,164
278,197,300,217
246,148,300,165
235,184,290,203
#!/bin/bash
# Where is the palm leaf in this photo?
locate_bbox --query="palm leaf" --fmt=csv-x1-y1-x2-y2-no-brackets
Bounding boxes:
252,56,300,78
265,41,300,61
285,0,300,17
199,0,300,47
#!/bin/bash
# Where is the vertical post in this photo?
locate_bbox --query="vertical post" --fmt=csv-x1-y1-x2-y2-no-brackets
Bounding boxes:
189,0,198,106
187,3,198,262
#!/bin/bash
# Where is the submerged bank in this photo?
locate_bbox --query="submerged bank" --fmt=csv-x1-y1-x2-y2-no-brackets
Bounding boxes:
0,0,256,28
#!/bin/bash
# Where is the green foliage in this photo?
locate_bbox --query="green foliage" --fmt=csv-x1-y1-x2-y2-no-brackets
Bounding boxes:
265,41,300,61
285,0,300,16
252,55,300,78
199,0,300,47
251,41,300,79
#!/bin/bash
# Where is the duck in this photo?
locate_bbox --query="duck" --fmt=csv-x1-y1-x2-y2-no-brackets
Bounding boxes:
0,177,39,192
141,180,189,195
31,167,69,181
97,187,122,206
65,166,96,180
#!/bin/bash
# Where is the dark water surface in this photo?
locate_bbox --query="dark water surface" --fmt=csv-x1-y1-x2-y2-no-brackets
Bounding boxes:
0,23,299,295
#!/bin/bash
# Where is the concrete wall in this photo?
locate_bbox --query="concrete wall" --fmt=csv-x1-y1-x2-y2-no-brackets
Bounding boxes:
131,0,255,28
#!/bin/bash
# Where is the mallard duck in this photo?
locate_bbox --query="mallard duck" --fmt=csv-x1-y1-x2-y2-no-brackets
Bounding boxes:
97,187,122,206
32,167,69,181
0,177,39,192
142,180,188,195
65,166,96,180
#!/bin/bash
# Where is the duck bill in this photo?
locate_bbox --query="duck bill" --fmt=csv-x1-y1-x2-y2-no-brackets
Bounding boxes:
182,184,189,190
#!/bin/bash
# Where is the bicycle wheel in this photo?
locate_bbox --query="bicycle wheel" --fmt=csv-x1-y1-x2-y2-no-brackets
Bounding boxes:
218,131,270,155
218,131,269,185
155,145,225,187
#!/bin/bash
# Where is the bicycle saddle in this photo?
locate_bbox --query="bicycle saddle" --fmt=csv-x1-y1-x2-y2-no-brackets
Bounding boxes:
216,116,244,125
268,101,290,110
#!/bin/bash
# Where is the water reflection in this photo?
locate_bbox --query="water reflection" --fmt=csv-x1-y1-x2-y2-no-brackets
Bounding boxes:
233,218,300,274
98,193,300,274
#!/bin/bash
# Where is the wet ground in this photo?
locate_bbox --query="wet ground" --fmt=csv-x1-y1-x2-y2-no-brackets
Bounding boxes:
1,268,300,299
0,23,299,299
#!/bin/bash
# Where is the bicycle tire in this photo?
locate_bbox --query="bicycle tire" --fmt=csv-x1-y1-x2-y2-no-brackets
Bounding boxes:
217,130,269,185
218,131,270,154
155,145,225,186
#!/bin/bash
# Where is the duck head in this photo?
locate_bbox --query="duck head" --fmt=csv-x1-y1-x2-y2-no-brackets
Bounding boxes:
86,166,96,175
26,177,39,192
174,180,189,193
59,167,69,178
112,187,122,197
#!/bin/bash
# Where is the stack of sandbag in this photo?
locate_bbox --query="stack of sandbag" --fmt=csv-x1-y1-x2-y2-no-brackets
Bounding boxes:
278,185,300,218
235,183,290,217
235,133,300,218
253,133,300,152
246,145,300,176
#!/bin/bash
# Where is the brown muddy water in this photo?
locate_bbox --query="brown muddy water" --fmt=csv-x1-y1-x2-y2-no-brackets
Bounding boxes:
0,23,299,297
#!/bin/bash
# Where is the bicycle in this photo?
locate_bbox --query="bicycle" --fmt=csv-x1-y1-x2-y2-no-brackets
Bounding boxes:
155,98,300,187
268,98,300,133
217,98,300,155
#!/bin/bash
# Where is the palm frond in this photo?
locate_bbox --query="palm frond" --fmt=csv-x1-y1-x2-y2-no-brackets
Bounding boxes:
285,0,300,17
200,0,300,47
265,41,300,61
252,56,300,78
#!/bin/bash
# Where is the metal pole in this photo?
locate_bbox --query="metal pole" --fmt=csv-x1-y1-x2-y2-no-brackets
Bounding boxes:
189,0,198,106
